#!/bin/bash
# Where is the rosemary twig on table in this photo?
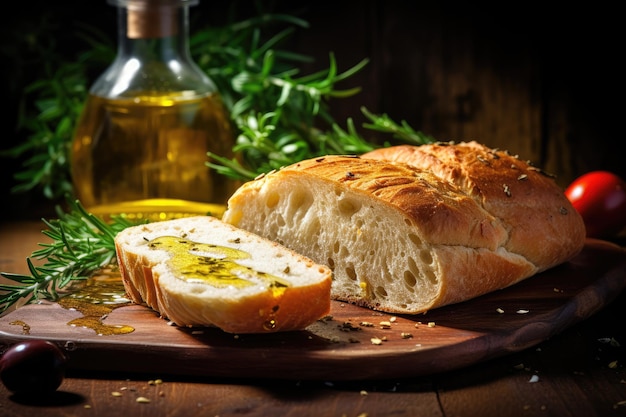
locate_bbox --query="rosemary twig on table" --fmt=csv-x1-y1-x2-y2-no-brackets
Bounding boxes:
0,200,143,315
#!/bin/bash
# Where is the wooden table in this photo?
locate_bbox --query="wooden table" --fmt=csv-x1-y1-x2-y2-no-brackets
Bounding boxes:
1,220,626,417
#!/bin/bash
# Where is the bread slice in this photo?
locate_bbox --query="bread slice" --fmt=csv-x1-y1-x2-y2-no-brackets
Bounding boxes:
114,216,332,333
221,143,586,314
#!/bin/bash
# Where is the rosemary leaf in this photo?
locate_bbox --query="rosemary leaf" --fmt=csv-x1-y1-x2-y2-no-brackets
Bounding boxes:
361,107,436,145
0,200,144,315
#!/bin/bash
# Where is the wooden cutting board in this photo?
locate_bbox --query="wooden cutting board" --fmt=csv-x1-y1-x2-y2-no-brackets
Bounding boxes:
1,239,625,381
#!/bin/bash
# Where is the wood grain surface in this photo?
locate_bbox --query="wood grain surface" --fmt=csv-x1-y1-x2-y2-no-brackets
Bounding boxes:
2,239,624,381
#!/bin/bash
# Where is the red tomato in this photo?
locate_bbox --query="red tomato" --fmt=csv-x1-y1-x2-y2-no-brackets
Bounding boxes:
565,171,626,238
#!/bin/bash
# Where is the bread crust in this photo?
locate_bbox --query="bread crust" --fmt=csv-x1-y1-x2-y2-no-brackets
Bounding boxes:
115,216,332,333
362,141,586,271
223,142,586,314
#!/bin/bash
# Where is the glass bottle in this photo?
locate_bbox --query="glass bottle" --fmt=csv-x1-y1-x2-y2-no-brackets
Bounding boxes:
71,0,238,221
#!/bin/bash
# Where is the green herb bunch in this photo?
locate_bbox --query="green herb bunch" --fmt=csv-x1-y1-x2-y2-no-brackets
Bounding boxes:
0,200,143,314
1,21,114,200
0,5,435,314
193,13,434,179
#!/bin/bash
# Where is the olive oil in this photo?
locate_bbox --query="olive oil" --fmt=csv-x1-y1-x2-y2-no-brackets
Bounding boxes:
71,92,237,220
58,269,134,336
148,236,291,292
70,0,237,220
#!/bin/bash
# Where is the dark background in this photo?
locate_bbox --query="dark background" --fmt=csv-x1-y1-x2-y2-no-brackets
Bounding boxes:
1,1,622,218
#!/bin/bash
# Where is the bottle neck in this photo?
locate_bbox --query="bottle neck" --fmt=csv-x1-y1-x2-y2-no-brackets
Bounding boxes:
118,3,190,61
91,0,214,98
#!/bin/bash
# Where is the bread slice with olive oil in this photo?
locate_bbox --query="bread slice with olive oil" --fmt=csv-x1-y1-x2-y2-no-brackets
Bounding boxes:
114,216,332,333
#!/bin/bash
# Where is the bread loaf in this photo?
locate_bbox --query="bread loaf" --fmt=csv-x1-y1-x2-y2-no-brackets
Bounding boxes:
221,142,586,314
114,216,332,333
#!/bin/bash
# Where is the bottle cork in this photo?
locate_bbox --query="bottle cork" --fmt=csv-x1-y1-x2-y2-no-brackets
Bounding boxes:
108,0,199,39
127,2,177,39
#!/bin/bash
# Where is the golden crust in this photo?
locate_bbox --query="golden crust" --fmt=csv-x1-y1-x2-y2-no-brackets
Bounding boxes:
362,141,586,271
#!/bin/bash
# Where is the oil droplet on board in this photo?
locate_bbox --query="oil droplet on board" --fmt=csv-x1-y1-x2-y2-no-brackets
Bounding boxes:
8,320,31,335
58,268,135,336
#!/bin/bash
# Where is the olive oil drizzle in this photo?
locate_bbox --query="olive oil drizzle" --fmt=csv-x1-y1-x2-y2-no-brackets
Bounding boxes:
148,236,291,292
58,270,135,336
8,320,31,335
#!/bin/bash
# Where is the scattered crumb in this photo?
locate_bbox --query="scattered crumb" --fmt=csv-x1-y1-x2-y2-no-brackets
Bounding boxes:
339,321,361,332
598,337,621,347
389,316,397,323
496,308,504,314
136,396,151,403
614,400,626,409
401,332,413,339
516,309,530,314
360,321,375,327
111,391,123,397
427,322,436,328
529,375,539,383
379,321,392,329
319,315,334,323
371,337,383,345
360,390,368,396
609,360,618,369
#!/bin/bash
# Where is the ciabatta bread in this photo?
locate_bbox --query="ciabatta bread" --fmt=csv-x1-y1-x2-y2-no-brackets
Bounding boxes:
114,216,332,333
221,142,585,314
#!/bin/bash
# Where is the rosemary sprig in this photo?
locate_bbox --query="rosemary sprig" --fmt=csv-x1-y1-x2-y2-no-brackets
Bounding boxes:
360,107,436,145
0,200,143,315
1,22,113,200
210,107,435,180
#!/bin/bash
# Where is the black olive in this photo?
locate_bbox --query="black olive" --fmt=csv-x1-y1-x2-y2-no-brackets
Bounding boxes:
0,340,67,394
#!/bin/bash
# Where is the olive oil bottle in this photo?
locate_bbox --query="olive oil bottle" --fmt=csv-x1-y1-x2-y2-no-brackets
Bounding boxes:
71,0,238,220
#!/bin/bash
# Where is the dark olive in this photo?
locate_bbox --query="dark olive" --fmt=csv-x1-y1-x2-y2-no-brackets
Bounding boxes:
0,340,67,394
